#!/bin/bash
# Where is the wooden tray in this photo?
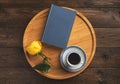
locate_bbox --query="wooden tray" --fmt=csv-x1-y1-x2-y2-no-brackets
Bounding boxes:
23,7,96,79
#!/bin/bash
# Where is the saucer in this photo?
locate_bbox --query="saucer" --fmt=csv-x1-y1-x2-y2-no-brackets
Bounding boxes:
60,46,86,72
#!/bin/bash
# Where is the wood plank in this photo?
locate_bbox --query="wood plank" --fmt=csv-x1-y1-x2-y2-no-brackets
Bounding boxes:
89,47,120,68
0,47,119,68
0,0,120,8
57,0,120,8
0,68,119,84
0,26,24,47
0,47,30,68
0,0,56,8
0,8,120,28
77,8,120,28
95,28,120,47
0,27,120,47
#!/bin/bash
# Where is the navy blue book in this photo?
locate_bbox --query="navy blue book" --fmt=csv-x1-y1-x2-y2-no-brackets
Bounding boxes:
41,4,76,48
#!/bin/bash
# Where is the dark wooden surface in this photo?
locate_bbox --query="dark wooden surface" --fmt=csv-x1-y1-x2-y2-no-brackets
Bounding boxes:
0,0,120,84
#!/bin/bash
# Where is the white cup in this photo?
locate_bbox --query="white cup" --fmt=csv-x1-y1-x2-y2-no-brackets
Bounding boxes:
60,46,86,72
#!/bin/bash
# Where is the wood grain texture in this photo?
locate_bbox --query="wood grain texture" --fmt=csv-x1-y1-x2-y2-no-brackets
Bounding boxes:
0,8,120,28
0,27,119,47
0,0,119,83
0,47,119,68
0,0,120,8
57,0,120,8
90,47,120,68
0,47,29,68
0,68,119,84
95,28,120,47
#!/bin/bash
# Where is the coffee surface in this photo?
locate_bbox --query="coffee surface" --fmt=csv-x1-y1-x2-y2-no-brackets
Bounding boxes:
68,53,81,65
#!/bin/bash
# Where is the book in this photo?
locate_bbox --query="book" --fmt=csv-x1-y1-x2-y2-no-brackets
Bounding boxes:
41,4,76,48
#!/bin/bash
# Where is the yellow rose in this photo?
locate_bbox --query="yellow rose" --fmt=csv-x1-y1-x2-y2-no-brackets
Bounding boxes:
26,41,42,55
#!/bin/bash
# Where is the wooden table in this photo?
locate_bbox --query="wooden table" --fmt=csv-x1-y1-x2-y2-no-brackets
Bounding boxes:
0,0,120,84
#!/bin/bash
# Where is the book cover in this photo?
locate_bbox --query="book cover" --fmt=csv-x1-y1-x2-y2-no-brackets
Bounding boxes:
41,4,76,48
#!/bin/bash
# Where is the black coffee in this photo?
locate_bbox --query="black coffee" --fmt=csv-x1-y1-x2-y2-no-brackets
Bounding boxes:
68,53,81,65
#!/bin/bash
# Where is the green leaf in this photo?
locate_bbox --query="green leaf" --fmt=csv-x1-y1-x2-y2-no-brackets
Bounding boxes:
33,63,51,73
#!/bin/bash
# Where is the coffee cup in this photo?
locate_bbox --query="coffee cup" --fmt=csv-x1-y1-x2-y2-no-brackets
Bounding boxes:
60,46,86,72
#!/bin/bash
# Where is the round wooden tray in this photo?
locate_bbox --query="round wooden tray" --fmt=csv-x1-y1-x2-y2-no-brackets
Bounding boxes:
23,8,96,79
